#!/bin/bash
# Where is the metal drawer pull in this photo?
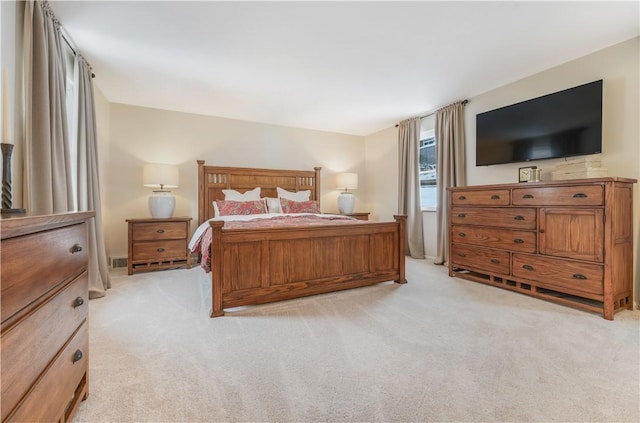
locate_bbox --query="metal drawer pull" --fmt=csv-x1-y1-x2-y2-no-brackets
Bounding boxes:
72,350,83,364
458,233,466,237
157,247,165,252
70,244,83,254
513,238,524,244
522,194,534,199
157,229,165,233
514,215,524,221
457,253,466,257
73,297,84,308
490,195,500,200
522,264,534,271
458,195,466,200
573,274,587,280
457,213,466,218
573,193,587,198
490,259,500,264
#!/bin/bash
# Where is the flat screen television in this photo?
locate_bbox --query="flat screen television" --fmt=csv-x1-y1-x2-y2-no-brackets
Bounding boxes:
476,80,603,166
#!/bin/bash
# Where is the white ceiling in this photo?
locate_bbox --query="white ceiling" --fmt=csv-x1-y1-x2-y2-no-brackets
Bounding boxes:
49,1,639,136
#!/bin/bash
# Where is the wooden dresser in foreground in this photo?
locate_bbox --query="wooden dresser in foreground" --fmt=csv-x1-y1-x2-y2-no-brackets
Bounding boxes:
1,211,94,422
127,217,192,275
448,177,636,320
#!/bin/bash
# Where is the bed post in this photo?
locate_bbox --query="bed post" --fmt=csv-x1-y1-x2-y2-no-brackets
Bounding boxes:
394,215,407,284
210,220,225,317
197,160,206,226
314,167,322,203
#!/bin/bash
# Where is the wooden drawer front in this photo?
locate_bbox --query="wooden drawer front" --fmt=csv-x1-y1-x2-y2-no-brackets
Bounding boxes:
540,208,604,262
7,322,88,423
451,225,536,253
132,240,187,261
1,223,87,323
512,185,603,206
451,244,510,275
1,273,88,421
133,222,187,241
512,254,603,296
451,207,536,229
451,189,510,206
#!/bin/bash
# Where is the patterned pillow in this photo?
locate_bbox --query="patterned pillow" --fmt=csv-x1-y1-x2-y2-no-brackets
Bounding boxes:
216,200,266,216
279,198,320,214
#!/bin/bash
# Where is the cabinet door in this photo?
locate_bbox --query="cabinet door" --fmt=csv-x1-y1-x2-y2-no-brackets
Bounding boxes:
539,208,604,262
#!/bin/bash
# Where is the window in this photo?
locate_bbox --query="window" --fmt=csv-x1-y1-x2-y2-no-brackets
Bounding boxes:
419,130,437,209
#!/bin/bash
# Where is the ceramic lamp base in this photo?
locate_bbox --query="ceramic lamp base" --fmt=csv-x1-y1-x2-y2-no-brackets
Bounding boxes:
148,191,176,218
337,192,355,214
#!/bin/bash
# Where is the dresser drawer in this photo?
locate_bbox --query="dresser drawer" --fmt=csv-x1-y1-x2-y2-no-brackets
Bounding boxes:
132,221,187,241
1,273,88,421
512,185,603,206
1,223,87,323
451,244,510,275
512,254,603,296
451,189,510,206
6,322,88,423
451,207,536,229
132,239,187,261
451,225,536,253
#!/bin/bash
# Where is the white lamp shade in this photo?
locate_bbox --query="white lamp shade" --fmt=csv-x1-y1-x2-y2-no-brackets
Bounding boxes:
143,163,179,189
336,172,358,191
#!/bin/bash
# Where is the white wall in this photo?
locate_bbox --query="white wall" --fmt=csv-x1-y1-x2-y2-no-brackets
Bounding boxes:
107,104,365,258
363,125,398,222
365,37,640,303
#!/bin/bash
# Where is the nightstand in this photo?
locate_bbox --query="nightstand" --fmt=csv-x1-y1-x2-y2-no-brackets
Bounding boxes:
342,212,370,221
127,217,192,275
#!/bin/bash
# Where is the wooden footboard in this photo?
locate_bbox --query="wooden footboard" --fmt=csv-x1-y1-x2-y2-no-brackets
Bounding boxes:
209,215,406,317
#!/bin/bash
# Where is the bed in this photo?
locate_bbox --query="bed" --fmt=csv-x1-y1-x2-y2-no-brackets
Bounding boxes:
191,160,407,317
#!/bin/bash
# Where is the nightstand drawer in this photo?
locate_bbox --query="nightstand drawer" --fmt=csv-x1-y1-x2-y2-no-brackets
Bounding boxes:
132,221,187,241
132,240,187,261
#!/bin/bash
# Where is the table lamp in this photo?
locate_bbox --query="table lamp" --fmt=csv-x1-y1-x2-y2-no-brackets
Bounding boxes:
336,172,357,214
143,163,179,218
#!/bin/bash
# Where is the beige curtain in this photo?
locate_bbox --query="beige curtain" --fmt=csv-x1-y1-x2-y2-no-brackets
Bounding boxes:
22,0,74,214
434,101,466,265
398,117,425,258
74,56,111,298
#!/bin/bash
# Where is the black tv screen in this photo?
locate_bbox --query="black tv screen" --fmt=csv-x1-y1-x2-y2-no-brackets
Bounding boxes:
476,80,603,166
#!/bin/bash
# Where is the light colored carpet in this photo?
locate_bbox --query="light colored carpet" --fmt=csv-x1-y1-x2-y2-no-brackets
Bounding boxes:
74,259,640,422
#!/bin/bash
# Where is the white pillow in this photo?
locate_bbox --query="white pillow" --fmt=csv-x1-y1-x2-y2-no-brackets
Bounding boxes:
276,187,311,202
223,187,261,201
264,197,282,213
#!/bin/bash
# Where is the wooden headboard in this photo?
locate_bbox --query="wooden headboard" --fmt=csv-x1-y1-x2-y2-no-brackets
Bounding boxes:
197,160,322,225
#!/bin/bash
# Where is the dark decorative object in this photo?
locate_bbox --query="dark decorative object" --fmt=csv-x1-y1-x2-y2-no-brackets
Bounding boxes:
1,142,25,215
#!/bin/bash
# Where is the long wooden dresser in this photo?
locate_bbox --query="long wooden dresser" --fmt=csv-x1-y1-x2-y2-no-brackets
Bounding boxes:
448,177,636,320
1,211,94,422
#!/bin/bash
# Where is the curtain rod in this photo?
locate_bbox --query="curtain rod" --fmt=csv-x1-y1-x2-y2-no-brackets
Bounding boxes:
60,23,96,79
395,99,469,127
